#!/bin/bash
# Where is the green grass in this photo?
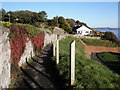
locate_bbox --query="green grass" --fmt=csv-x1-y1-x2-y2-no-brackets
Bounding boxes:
0,21,12,28
55,37,120,88
97,52,120,62
97,52,120,75
81,38,119,47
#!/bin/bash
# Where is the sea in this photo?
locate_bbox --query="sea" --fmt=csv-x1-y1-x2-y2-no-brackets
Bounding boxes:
95,29,120,40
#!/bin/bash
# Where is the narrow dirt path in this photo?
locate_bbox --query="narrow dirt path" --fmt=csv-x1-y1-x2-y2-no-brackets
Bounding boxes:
85,46,120,59
68,34,120,59
15,44,66,89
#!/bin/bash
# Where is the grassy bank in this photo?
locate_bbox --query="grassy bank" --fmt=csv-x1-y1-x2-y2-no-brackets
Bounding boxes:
97,52,120,75
55,37,120,88
81,38,119,47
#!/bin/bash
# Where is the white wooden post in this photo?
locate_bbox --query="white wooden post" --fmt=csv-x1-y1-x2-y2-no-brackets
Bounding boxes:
53,34,57,56
56,39,59,64
53,42,56,56
71,40,75,85
53,35,55,56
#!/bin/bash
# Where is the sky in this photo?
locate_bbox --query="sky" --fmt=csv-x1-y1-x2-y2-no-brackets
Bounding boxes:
1,2,119,28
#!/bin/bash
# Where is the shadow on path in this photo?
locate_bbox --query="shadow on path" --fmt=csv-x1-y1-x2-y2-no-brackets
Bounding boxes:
18,44,67,89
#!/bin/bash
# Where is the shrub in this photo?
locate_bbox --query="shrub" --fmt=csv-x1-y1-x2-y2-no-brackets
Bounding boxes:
31,33,45,54
0,21,12,28
102,31,120,45
24,24,42,38
9,24,45,65
10,24,27,65
81,38,119,47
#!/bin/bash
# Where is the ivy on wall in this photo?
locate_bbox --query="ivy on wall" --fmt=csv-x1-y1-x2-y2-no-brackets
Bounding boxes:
9,24,45,65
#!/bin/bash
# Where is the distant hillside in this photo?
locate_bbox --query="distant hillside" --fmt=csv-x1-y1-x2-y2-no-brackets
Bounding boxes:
93,27,120,30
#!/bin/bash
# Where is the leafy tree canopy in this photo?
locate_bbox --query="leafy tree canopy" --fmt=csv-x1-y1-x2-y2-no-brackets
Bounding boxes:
1,9,89,34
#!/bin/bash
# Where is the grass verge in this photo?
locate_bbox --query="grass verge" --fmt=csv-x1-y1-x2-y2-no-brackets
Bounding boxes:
53,36,120,88
81,38,119,47
97,52,120,75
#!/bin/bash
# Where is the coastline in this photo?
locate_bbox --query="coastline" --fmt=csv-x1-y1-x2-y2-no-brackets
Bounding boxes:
93,28,120,30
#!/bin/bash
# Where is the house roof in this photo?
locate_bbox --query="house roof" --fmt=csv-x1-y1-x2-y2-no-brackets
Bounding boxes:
77,25,92,31
72,25,82,32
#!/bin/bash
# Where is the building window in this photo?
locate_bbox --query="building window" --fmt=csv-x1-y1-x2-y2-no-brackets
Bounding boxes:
85,31,89,33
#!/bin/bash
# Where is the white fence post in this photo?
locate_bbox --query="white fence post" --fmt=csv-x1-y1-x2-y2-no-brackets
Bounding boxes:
53,34,57,56
53,42,56,56
71,40,75,85
56,39,59,64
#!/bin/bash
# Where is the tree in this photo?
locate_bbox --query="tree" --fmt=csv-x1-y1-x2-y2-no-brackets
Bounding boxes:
0,8,6,21
38,11,47,22
58,16,72,33
66,19,75,28
31,12,40,23
47,16,59,27
17,11,33,24
75,20,81,26
102,31,120,45
53,16,59,27
2,10,48,25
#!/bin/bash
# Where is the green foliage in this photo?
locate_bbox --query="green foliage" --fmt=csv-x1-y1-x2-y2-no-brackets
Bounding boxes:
0,8,6,21
75,20,81,25
75,20,87,26
24,24,43,38
1,8,90,33
98,52,120,62
38,11,48,22
102,31,120,45
0,21,12,28
55,37,120,88
66,19,75,28
58,17,72,33
2,10,48,24
48,16,59,27
103,31,117,40
9,23,44,39
81,38,119,47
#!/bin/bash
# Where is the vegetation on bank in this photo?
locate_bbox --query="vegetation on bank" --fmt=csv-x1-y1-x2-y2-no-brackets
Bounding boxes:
0,21,12,28
0,8,89,34
101,31,120,46
53,37,120,88
1,8,120,89
81,38,119,47
9,23,44,65
97,52,120,75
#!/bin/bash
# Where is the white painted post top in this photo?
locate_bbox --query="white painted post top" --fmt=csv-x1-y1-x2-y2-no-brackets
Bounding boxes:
71,40,75,85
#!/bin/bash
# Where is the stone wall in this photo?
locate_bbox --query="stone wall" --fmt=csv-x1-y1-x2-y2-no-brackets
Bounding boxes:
18,39,35,66
44,33,53,47
43,31,66,47
19,29,66,67
0,27,66,89
0,26,11,89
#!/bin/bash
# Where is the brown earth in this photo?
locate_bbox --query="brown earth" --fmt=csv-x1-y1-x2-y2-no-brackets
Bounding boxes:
85,46,120,59
67,34,120,59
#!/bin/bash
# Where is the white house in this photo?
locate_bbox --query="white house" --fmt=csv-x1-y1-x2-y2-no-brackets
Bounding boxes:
74,25,93,36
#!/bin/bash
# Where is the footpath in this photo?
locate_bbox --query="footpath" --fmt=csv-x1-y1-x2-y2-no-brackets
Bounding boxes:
15,44,66,89
85,46,120,59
